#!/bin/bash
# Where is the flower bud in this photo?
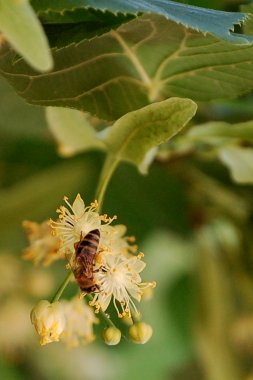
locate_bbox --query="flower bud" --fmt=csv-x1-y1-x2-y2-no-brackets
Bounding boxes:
102,326,121,346
129,322,153,344
30,300,65,346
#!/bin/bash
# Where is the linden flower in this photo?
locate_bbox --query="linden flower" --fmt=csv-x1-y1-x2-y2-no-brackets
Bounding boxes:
23,220,62,266
30,300,65,346
61,297,98,348
49,194,116,254
100,224,138,256
91,253,156,317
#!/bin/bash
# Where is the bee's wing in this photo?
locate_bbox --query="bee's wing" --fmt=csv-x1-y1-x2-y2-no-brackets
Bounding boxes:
65,248,78,270
78,254,94,278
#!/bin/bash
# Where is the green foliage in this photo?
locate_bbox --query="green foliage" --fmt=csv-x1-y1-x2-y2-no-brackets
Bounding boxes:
2,15,253,120
1,2,253,380
0,0,52,72
104,97,197,173
46,107,105,156
186,119,253,183
219,146,253,184
30,0,252,43
45,98,196,174
188,120,253,144
241,4,253,35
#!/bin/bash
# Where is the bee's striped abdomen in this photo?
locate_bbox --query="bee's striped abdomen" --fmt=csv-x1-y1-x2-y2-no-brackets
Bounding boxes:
73,229,101,293
76,229,100,257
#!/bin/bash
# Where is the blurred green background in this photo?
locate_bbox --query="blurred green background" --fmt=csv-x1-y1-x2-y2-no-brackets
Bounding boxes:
1,1,253,380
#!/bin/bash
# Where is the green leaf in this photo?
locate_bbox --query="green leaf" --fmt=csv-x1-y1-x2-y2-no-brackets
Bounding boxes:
0,0,53,72
46,107,105,156
30,0,252,44
241,4,253,36
32,0,134,29
187,120,253,145
2,15,253,120
219,145,253,184
104,97,197,173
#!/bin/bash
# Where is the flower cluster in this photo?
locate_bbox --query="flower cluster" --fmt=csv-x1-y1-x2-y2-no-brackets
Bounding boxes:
30,297,98,347
25,194,155,347
22,220,62,266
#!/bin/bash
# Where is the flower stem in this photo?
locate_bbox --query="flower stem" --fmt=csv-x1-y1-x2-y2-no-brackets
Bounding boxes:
86,294,115,328
51,271,73,303
95,154,119,211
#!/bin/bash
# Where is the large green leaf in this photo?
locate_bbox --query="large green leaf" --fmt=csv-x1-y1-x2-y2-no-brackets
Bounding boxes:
2,15,253,121
241,4,253,36
0,0,53,72
30,0,252,44
104,97,197,173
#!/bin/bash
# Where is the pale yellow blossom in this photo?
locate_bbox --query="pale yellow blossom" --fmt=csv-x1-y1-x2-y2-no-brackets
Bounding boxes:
91,253,155,318
49,194,115,255
48,194,155,321
99,224,137,256
23,220,62,266
61,297,98,348
30,300,65,345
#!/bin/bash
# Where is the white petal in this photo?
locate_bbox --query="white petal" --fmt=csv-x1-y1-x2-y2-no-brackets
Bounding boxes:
128,257,146,273
72,194,85,217
105,254,118,268
113,224,127,238
127,285,142,301
98,293,112,311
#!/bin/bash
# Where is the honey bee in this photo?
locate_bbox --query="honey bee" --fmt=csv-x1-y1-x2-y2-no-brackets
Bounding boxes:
73,229,100,293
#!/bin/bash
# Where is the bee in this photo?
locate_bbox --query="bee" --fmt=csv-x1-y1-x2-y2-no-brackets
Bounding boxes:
73,229,100,293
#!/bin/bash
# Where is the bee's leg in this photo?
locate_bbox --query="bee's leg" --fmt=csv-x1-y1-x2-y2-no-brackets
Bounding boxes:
93,284,100,293
93,266,106,273
74,233,83,250
79,291,86,300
